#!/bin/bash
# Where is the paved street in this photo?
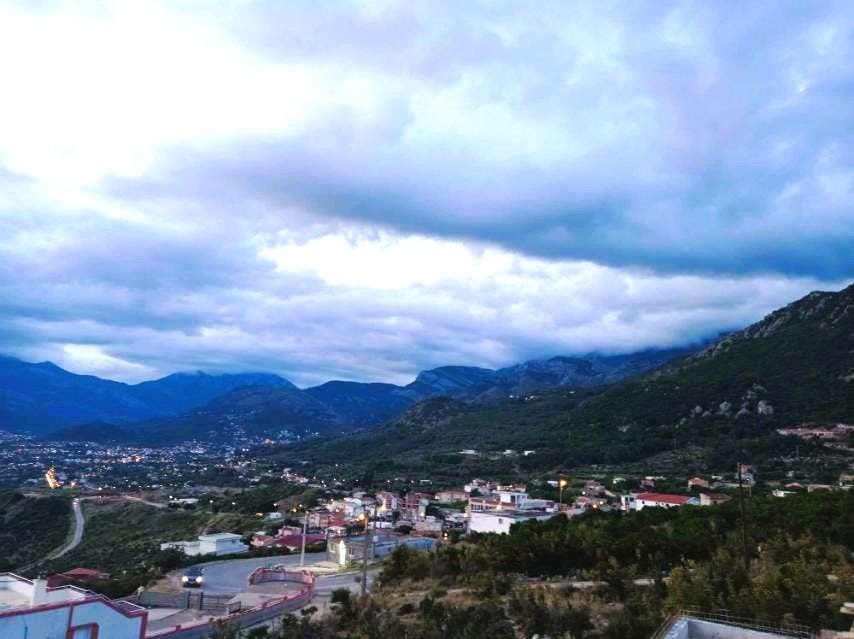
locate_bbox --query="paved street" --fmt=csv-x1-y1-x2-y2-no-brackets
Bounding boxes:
51,498,84,559
165,552,326,594
163,551,380,599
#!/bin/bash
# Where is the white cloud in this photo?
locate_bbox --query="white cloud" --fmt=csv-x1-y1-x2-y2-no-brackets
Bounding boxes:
58,344,157,383
0,1,850,386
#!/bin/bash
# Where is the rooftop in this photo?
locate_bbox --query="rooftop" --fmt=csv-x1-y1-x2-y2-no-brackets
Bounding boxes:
0,573,89,613
199,532,243,541
636,492,693,505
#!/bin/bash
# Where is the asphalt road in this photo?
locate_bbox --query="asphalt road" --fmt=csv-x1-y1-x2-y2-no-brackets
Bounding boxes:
51,498,84,559
175,552,325,594
167,552,379,597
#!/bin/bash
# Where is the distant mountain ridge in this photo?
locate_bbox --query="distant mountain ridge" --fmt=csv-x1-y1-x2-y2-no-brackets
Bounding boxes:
0,358,293,435
32,346,698,444
287,283,854,472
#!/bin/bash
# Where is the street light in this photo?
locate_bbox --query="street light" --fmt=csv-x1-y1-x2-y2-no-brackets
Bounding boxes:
559,478,568,511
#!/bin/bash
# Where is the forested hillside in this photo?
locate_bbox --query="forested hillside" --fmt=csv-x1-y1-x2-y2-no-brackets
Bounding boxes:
284,284,854,476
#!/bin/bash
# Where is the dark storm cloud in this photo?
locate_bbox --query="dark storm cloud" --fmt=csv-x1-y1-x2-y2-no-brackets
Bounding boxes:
0,1,851,383
115,0,854,279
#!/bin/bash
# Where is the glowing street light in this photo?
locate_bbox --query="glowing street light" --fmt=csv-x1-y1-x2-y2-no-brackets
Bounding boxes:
559,478,569,511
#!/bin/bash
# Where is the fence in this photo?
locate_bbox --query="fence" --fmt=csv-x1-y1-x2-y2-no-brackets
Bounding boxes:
138,591,189,609
145,568,316,639
650,608,816,639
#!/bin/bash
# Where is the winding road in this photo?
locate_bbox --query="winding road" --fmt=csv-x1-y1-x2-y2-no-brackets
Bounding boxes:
50,498,85,559
45,494,164,563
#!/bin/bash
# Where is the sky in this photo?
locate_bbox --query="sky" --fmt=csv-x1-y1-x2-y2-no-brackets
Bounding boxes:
0,0,852,387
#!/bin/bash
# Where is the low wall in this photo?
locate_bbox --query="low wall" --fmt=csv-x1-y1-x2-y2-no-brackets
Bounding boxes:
146,568,315,639
138,591,189,609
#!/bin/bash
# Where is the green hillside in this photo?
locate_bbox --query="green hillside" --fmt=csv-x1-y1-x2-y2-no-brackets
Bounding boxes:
282,284,854,478
0,491,71,571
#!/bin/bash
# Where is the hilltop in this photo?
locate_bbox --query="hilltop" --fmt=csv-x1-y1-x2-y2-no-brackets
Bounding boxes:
282,283,854,475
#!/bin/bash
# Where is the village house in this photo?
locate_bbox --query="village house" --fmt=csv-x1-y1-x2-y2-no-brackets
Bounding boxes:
413,516,444,534
466,497,502,513
467,509,553,535
699,493,730,506
582,480,606,496
375,491,400,511
326,534,438,567
251,530,326,551
688,477,711,490
0,573,147,639
435,490,468,503
402,492,431,518
496,489,528,506
621,492,698,511
160,532,248,556
463,478,494,494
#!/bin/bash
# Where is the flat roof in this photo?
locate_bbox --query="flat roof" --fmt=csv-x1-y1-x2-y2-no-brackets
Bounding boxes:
0,590,30,612
199,532,243,540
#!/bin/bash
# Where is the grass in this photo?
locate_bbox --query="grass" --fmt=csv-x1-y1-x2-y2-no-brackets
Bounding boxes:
0,491,72,572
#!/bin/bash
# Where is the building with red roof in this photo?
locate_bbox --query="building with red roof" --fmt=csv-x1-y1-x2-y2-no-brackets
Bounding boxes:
621,492,698,511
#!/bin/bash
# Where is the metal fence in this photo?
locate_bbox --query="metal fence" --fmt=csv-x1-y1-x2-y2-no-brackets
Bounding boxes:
138,590,190,609
650,608,816,639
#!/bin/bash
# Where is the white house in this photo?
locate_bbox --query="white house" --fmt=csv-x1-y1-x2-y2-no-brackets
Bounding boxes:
161,532,249,556
621,492,698,511
497,490,529,506
0,573,147,639
468,510,553,535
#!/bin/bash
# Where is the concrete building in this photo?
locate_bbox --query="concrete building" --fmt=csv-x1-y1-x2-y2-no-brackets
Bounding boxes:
160,532,248,556
435,490,468,503
467,510,553,535
0,572,147,639
699,493,730,506
326,535,438,567
621,492,698,511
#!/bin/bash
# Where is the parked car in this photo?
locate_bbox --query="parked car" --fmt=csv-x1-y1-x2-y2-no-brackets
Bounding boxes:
181,566,204,587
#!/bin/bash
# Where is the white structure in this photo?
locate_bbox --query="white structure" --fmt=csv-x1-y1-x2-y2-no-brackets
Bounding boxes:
468,510,553,535
327,535,438,567
0,573,147,639
659,613,812,638
621,492,698,511
161,532,248,556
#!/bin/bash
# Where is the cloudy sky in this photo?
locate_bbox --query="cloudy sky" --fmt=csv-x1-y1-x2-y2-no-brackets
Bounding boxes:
0,1,852,386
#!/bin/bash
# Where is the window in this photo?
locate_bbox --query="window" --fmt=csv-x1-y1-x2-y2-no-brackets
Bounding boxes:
67,624,99,639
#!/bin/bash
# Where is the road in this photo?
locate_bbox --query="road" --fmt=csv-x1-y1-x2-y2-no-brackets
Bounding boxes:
166,553,325,594
51,498,84,559
162,552,379,598
40,494,164,565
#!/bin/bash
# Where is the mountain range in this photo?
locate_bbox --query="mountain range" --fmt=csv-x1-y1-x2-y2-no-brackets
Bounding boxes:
9,282,851,453
0,358,293,435
283,283,854,473
0,346,697,443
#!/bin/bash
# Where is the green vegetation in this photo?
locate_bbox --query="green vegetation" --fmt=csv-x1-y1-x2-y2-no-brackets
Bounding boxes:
282,285,854,482
228,492,853,638
0,491,71,571
41,499,203,575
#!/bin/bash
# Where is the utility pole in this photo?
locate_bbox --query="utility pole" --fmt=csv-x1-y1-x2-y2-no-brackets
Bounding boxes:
558,477,568,512
300,507,308,567
360,508,372,597
737,461,750,572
